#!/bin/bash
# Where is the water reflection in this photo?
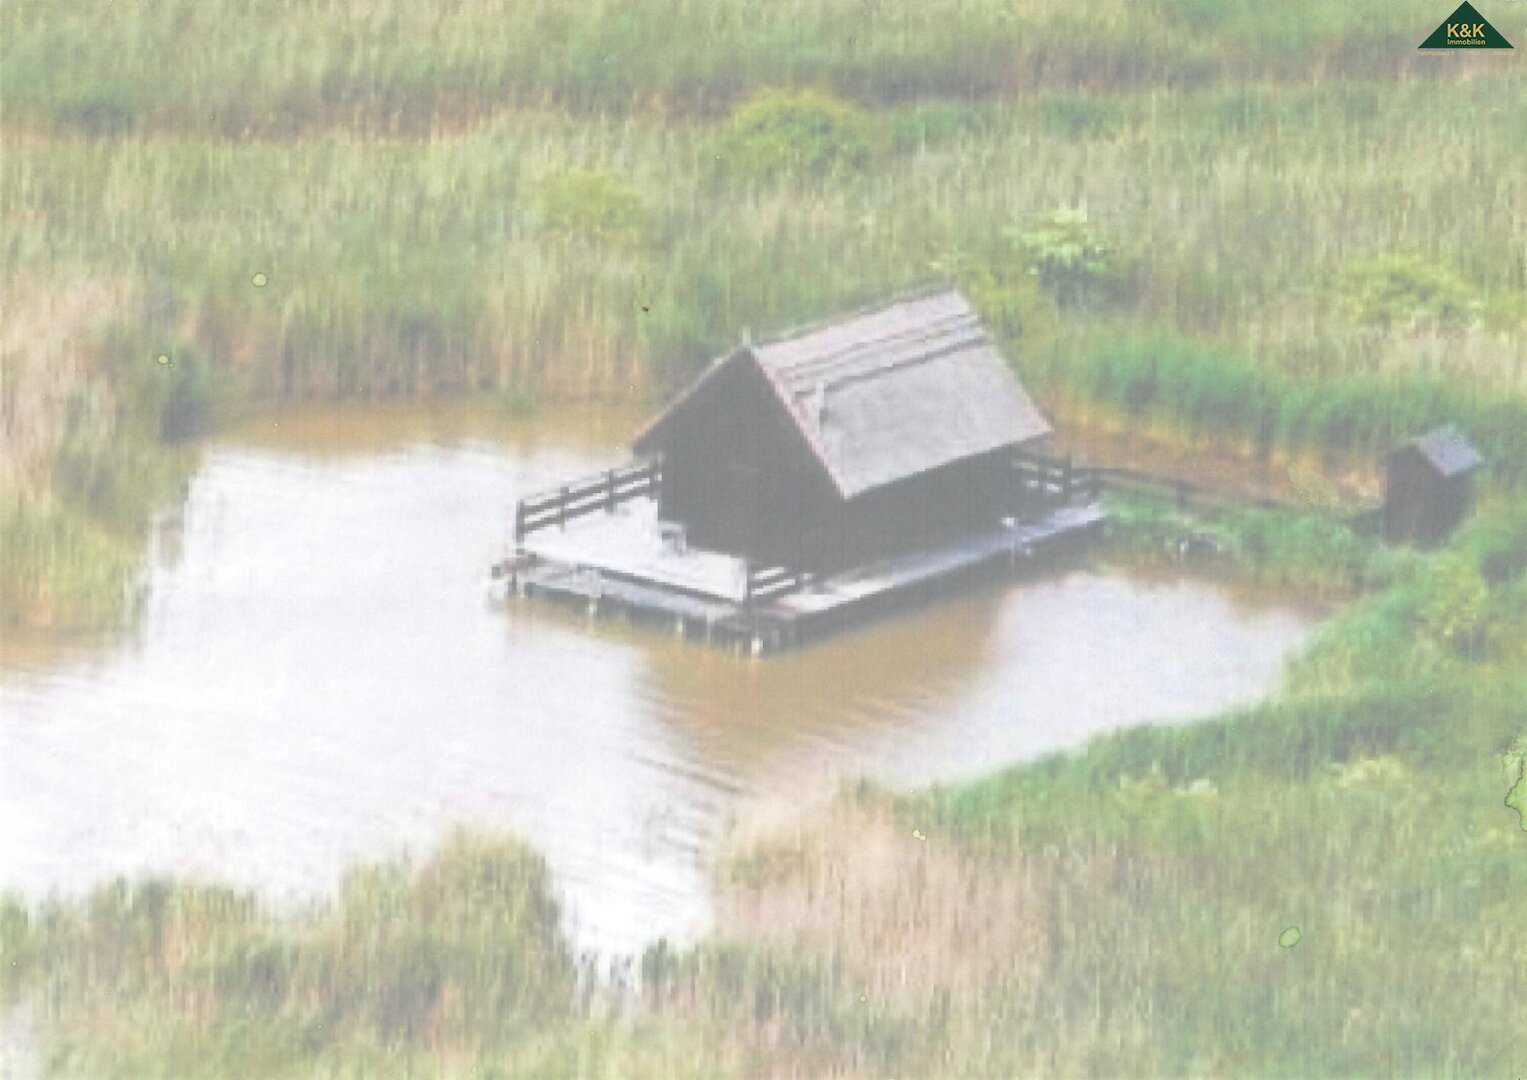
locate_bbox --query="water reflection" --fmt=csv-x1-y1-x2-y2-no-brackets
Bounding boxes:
0,405,1318,954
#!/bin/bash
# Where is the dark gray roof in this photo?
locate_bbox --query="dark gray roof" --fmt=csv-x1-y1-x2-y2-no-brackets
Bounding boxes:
634,288,1052,499
1407,426,1484,477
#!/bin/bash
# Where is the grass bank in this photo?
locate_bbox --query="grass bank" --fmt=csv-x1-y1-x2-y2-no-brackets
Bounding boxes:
1,306,200,633
6,4,1527,1063
0,832,704,1078
1032,334,1527,489
666,499,1527,1076
6,2,1525,632
4,0,1433,136
6,501,1525,1076
8,77,1525,408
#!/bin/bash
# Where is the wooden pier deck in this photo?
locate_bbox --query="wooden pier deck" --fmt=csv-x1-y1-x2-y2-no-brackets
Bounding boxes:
519,499,752,602
501,500,1106,656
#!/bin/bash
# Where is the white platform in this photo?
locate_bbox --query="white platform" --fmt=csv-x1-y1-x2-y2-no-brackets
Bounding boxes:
521,500,751,602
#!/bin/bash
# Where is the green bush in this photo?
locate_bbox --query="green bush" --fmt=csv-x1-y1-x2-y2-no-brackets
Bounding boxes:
1338,254,1481,331
1454,499,1527,585
1407,553,1492,655
536,167,654,248
1007,208,1134,309
1481,578,1527,663
1103,498,1393,596
713,88,877,180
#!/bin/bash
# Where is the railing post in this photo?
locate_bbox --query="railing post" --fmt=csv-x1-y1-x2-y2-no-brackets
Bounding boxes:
605,469,617,512
558,485,569,529
513,503,524,544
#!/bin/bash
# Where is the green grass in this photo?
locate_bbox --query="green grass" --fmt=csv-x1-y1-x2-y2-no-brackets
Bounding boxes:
648,502,1527,1076
1099,496,1398,596
0,426,191,633
1,0,1427,136
6,76,1525,411
2,832,711,1078
5,5,1524,506
8,504,1525,1076
5,0,1527,1070
0,496,143,633
1034,334,1527,487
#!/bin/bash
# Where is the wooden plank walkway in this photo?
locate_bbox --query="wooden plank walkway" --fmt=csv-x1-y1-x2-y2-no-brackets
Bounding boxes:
503,500,1106,656
521,500,749,602
771,505,1105,617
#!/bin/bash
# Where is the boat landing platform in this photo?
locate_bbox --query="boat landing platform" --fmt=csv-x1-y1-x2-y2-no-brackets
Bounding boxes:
497,499,1107,656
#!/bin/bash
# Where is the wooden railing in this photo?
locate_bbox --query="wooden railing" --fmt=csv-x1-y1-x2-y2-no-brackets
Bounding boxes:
1084,465,1289,514
1017,452,1382,525
743,562,811,606
1010,453,1103,509
514,460,661,543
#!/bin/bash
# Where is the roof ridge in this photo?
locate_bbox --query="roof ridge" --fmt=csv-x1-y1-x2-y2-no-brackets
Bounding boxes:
765,307,980,375
745,279,961,352
783,326,991,397
632,284,1052,501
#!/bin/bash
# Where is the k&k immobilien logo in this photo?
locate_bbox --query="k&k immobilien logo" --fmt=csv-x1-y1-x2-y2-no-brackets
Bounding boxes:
1419,1,1513,48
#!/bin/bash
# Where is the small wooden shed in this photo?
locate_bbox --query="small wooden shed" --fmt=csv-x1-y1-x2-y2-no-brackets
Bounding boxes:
631,288,1053,572
1383,426,1483,546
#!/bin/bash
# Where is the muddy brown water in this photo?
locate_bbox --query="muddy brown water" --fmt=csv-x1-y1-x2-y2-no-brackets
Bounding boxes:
0,404,1321,954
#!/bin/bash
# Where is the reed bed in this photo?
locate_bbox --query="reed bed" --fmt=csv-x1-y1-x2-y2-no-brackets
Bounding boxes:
3,0,1423,136
8,506,1524,1075
649,502,1527,1076
1034,335,1527,487
1099,497,1397,597
6,77,1524,411
4,1,1526,632
0,497,143,633
0,832,706,1078
6,3,1527,1070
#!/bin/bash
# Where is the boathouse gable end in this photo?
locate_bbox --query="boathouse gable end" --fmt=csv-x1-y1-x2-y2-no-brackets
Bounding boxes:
1383,426,1483,547
632,288,1054,568
635,350,840,560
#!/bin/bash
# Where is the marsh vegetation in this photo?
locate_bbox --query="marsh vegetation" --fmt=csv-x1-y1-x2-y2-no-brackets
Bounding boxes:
7,0,1527,625
7,490,1525,1073
4,0,1527,1074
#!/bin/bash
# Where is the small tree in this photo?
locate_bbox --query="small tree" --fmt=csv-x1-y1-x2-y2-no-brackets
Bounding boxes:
1007,208,1131,309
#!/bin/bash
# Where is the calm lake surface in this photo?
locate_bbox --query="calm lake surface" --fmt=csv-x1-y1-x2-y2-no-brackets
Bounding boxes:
0,404,1320,954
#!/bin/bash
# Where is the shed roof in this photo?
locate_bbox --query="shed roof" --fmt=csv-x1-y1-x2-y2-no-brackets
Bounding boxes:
1401,426,1484,478
633,288,1052,499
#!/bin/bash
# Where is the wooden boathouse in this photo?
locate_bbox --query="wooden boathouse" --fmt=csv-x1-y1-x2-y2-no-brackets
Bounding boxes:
632,287,1057,571
1383,426,1483,547
501,287,1106,654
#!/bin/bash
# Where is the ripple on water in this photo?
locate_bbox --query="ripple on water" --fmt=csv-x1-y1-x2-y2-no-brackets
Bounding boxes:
0,407,1320,954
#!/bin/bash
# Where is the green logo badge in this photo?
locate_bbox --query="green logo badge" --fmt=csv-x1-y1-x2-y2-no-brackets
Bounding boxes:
1419,1,1513,48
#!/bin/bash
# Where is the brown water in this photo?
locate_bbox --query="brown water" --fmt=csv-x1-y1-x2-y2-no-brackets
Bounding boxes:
0,404,1320,954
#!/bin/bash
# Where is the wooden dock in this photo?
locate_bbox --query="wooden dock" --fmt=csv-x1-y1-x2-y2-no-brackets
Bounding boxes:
499,500,1107,656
